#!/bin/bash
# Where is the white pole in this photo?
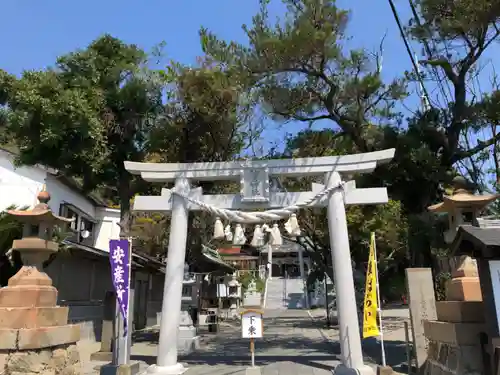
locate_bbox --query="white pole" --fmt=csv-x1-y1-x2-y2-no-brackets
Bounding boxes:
297,244,308,308
372,232,387,367
150,177,190,375
325,172,373,375
267,243,273,280
116,238,132,366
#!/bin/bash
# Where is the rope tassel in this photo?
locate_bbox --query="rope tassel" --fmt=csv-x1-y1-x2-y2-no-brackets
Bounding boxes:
233,224,247,245
269,223,282,246
284,213,301,237
224,225,233,242
250,224,265,247
213,217,225,239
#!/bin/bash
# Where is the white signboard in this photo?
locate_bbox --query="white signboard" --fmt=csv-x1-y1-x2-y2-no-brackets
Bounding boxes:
241,311,263,338
489,260,500,333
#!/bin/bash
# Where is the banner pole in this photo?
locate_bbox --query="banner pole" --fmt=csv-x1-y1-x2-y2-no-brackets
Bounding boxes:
372,232,387,367
125,237,133,365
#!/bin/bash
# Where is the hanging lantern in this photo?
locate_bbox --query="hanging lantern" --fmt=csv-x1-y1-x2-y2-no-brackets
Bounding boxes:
213,217,225,239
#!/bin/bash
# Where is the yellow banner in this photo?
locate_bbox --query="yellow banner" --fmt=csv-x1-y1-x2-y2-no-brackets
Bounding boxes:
362,232,380,338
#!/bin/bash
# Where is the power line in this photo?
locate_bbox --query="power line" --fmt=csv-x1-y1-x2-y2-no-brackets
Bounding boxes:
387,0,432,111
407,0,454,105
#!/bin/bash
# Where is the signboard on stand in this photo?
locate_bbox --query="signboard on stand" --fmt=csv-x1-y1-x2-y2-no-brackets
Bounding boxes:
241,309,264,370
242,310,263,338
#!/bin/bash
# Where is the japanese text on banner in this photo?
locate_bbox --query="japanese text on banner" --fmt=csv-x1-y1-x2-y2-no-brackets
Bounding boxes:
362,232,380,339
109,239,131,337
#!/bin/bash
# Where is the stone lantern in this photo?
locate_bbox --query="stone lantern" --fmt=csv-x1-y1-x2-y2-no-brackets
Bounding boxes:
427,177,498,302
0,187,82,375
428,176,498,244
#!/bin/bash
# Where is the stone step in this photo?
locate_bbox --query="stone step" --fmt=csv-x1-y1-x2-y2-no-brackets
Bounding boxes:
435,301,484,323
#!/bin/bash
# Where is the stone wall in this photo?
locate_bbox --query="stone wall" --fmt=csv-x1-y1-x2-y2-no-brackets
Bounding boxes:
0,343,80,375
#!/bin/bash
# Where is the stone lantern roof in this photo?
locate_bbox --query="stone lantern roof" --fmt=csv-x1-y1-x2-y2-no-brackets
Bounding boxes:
7,186,74,225
427,176,499,213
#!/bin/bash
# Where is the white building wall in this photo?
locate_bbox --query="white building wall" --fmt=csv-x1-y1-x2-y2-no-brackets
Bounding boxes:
45,174,96,219
0,149,120,250
0,149,48,211
94,207,121,252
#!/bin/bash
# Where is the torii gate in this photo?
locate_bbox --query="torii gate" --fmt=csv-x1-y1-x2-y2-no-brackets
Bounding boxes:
125,148,395,375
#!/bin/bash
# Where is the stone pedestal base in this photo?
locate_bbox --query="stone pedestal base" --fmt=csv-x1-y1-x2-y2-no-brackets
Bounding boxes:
435,301,484,323
423,340,483,375
0,343,81,375
0,324,80,350
0,285,58,307
0,306,69,329
0,324,81,374
178,326,199,355
445,277,482,301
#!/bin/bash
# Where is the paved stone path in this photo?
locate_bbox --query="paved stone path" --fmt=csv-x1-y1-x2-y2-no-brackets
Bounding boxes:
177,309,343,375
83,308,411,374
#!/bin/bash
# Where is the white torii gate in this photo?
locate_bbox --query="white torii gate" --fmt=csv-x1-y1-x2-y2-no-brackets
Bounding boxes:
125,148,395,375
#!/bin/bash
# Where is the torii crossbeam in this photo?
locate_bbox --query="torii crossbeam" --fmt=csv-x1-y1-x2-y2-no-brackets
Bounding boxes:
125,149,395,375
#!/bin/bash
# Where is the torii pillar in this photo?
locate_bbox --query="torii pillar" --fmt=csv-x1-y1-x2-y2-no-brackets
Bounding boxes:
125,149,395,375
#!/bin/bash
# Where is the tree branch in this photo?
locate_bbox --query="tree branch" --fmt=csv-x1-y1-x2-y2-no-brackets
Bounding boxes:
452,132,500,162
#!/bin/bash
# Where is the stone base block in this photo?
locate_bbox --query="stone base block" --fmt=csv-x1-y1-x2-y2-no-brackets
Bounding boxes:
0,306,69,329
445,277,482,301
424,340,483,374
177,336,200,355
91,351,113,362
245,367,261,375
100,361,140,375
0,342,81,375
0,324,80,350
451,256,479,278
376,366,394,375
0,284,58,307
435,301,484,323
423,320,485,346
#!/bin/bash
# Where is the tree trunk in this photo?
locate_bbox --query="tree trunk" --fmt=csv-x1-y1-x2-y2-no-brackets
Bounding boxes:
118,172,133,237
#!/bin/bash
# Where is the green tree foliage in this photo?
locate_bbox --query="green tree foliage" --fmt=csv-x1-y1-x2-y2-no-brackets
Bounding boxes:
277,129,409,298
200,0,500,267
0,35,164,232
131,65,251,261
201,0,406,148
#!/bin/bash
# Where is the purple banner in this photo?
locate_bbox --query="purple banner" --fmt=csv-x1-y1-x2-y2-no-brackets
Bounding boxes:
109,239,131,337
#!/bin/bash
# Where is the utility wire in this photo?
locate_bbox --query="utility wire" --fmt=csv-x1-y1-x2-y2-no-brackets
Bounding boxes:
407,0,454,104
387,0,432,111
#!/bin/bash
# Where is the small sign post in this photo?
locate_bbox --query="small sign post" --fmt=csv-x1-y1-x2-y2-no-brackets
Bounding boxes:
241,309,263,369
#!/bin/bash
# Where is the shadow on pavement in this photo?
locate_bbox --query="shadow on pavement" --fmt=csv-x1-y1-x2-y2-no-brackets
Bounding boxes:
132,353,338,372
130,313,411,373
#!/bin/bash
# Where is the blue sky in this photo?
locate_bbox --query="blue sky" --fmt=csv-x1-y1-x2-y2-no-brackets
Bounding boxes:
1,0,497,152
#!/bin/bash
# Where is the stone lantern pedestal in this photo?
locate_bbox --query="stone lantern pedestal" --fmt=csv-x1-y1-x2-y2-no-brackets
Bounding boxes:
0,189,82,375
